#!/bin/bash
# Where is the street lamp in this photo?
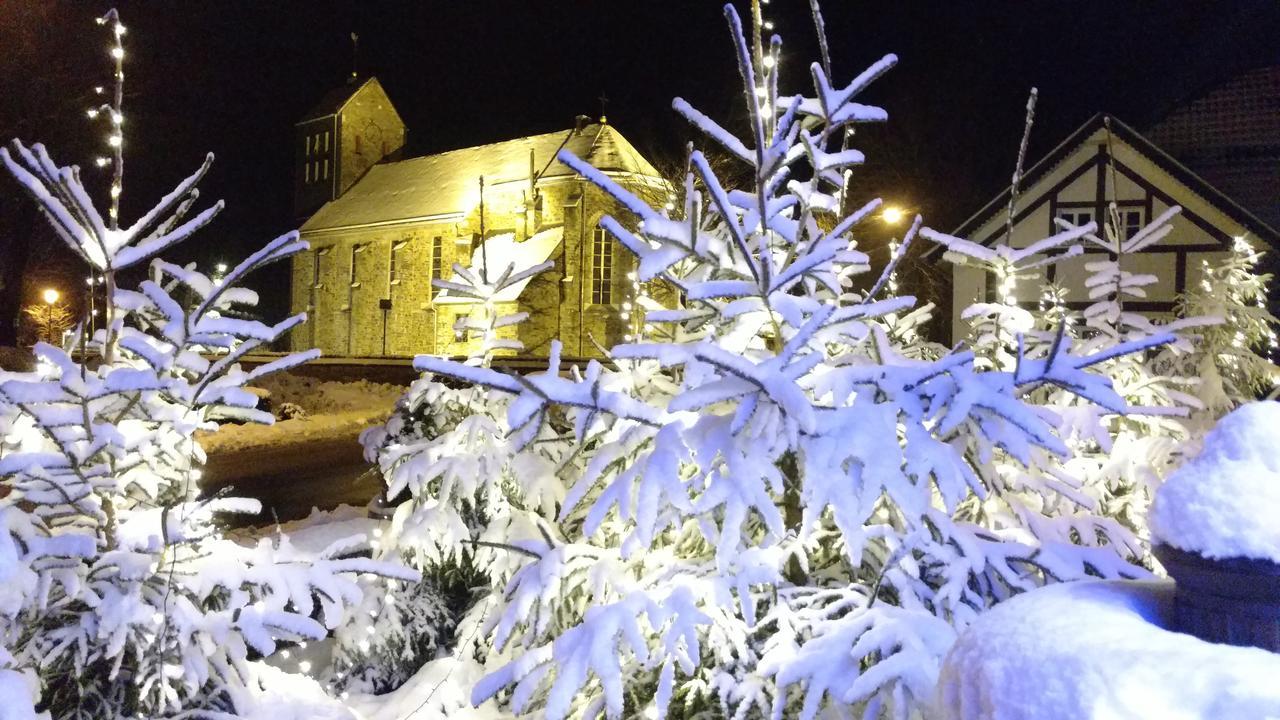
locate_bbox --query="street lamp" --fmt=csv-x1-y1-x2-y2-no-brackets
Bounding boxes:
881,205,906,225
41,288,60,345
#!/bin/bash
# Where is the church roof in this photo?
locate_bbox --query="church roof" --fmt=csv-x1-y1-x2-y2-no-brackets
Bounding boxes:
298,76,378,123
434,226,564,305
301,122,662,232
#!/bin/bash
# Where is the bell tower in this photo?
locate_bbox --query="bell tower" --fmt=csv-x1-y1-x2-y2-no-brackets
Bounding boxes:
294,76,406,222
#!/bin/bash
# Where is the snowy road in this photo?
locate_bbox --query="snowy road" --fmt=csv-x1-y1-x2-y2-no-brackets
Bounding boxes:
200,410,387,525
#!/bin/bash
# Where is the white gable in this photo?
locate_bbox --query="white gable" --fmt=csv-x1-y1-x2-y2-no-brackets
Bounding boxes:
946,117,1268,342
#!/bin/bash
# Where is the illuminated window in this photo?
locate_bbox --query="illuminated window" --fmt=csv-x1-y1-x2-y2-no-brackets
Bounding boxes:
323,131,330,152
323,158,329,180
430,236,444,297
304,162,311,184
591,227,613,305
305,136,312,155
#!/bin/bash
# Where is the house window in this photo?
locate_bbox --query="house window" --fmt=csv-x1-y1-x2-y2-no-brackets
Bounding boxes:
430,236,444,297
305,136,312,155
1119,209,1144,240
305,162,311,184
323,131,330,152
591,227,613,305
1056,210,1093,229
390,240,408,285
323,158,329,180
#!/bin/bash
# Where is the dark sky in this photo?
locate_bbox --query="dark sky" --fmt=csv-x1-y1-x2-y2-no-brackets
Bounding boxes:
4,1,1279,321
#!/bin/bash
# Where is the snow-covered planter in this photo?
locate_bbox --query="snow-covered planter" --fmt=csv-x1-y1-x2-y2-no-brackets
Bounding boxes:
936,580,1280,720
1150,401,1280,651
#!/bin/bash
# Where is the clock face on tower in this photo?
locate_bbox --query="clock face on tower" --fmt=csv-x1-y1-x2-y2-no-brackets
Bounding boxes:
362,121,384,152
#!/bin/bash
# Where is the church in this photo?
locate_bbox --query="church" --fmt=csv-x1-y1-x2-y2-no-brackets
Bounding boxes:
289,77,672,360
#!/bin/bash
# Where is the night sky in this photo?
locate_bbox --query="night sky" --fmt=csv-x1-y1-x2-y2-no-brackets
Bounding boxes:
3,1,1279,323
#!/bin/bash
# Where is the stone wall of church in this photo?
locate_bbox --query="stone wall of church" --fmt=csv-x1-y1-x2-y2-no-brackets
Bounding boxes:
292,175,660,360
337,82,406,197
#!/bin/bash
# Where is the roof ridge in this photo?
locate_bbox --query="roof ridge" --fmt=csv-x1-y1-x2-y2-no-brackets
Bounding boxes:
390,125,595,166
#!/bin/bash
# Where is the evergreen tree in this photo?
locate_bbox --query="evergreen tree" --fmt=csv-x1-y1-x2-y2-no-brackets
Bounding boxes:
0,12,412,717
1168,234,1279,421
363,5,1166,717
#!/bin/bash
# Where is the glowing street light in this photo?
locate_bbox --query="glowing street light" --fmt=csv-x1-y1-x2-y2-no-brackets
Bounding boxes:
881,206,906,225
42,288,59,305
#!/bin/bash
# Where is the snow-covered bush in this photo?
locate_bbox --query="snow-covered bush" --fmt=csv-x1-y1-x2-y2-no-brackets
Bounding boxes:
0,135,414,718
360,5,1173,718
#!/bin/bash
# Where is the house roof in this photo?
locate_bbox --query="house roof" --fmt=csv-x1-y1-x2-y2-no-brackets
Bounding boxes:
944,113,1280,251
434,226,563,305
301,122,662,232
1146,65,1280,233
298,77,379,123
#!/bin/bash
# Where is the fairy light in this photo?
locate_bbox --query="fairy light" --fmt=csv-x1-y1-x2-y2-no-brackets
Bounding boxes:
87,8,128,228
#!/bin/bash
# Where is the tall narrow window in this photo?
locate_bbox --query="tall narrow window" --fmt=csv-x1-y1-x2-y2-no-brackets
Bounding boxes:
591,227,613,305
305,162,311,184
323,158,329,180
430,236,444,298
390,240,408,285
324,131,330,152
312,249,324,287
305,136,312,155
350,244,365,285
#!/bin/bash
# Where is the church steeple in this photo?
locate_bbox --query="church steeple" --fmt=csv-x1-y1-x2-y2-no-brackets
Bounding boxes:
293,76,406,222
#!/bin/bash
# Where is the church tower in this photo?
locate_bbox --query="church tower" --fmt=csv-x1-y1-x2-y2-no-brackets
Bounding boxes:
294,77,406,222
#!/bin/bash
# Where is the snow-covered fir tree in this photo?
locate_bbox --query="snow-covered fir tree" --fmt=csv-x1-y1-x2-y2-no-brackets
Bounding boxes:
332,253,558,695
1167,234,1279,420
361,4,1172,718
0,13,412,717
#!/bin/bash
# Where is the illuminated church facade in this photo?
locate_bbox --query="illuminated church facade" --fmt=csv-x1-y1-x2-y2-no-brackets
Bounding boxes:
290,77,671,359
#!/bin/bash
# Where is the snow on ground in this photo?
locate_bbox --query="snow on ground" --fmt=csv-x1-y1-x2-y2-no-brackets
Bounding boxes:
253,373,406,416
936,580,1280,720
238,656,504,720
200,372,404,455
1150,401,1280,563
226,505,383,554
345,656,507,720
236,662,355,720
